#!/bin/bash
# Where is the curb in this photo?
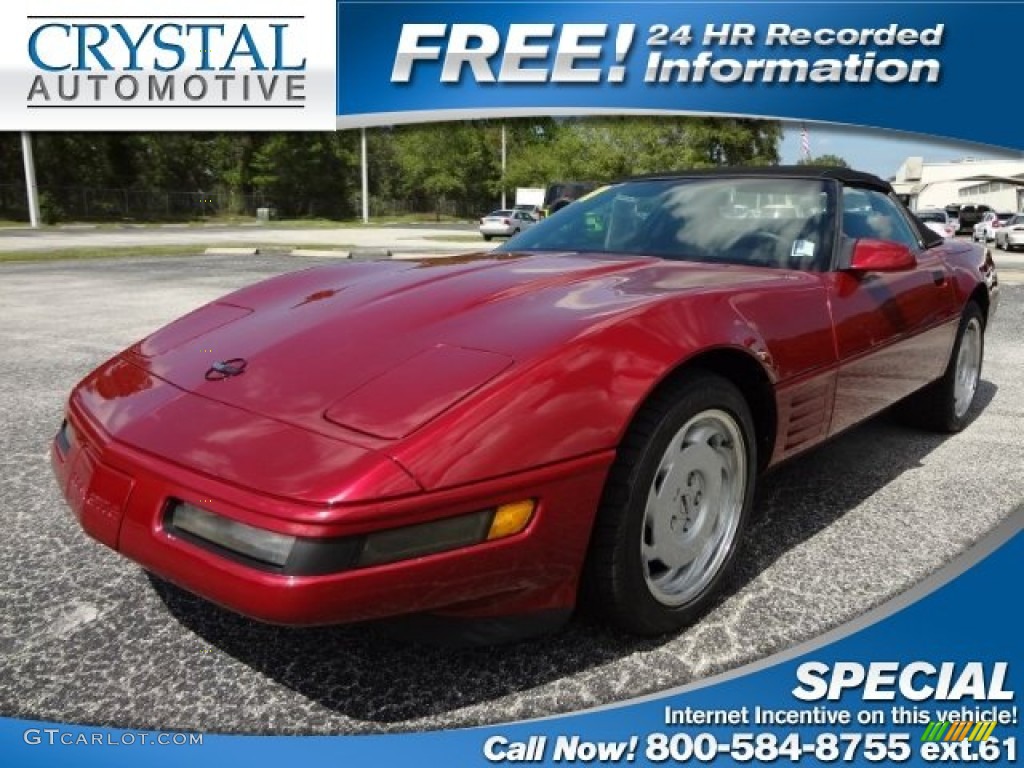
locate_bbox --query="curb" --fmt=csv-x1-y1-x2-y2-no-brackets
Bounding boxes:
289,249,352,259
349,248,394,261
286,248,395,260
204,247,260,256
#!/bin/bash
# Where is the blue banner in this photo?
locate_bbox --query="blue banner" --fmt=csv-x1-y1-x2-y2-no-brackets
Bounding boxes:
337,1,1023,149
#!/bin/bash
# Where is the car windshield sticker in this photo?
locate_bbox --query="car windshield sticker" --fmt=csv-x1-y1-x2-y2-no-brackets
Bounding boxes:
791,239,816,261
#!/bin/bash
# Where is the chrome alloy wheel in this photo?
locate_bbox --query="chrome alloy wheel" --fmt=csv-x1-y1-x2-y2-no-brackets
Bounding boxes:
641,409,746,606
953,317,982,420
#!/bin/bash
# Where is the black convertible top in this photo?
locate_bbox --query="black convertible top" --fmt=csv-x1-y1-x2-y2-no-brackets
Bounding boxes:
627,166,892,193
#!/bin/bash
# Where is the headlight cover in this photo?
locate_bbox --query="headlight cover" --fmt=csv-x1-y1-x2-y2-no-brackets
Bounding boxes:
170,501,297,568
165,499,535,575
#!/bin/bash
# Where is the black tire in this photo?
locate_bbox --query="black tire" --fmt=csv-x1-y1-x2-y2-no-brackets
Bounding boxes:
582,371,757,636
483,234,492,241
900,302,985,433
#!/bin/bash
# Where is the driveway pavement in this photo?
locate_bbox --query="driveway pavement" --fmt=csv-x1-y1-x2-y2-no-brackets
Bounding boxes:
0,253,1020,735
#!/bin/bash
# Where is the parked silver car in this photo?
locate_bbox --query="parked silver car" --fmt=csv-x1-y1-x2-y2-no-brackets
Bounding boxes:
994,213,1024,251
972,211,1014,243
916,208,956,239
479,209,539,241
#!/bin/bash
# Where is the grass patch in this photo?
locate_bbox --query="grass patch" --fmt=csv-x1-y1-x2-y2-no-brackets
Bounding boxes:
0,243,358,263
266,216,477,229
0,214,479,230
0,245,205,263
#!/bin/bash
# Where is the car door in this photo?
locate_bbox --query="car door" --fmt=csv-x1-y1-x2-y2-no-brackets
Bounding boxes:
825,187,958,436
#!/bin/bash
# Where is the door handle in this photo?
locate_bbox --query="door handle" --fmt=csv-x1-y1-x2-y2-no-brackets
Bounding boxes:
931,270,947,287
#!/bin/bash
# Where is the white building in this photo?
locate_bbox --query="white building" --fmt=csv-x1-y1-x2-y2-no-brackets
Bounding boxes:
891,156,1024,212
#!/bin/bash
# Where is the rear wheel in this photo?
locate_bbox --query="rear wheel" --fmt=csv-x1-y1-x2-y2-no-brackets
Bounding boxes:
483,234,492,241
900,302,984,433
583,372,756,635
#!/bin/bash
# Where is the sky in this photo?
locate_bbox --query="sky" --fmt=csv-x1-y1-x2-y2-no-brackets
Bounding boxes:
778,122,1024,180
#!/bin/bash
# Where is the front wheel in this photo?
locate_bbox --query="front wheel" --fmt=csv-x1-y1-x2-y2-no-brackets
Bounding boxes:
900,302,985,433
583,372,756,635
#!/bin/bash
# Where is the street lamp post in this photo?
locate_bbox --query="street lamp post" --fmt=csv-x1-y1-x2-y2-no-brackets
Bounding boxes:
501,124,507,210
360,128,369,224
21,132,41,228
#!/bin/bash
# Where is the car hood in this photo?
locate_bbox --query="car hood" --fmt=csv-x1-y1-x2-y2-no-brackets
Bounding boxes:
128,251,796,444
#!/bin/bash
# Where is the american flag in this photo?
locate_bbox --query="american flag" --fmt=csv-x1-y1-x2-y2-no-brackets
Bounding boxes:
800,123,811,161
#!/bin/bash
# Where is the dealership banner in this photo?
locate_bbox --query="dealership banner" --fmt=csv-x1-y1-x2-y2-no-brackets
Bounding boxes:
335,1,1023,148
1,0,1022,767
2,0,337,130
0,0,1022,147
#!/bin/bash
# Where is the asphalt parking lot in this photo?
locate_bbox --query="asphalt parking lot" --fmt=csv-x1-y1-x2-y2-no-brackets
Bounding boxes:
0,253,1022,735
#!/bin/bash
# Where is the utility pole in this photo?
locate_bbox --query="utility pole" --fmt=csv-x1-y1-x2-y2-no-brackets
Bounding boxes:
500,123,507,210
360,128,369,224
21,133,40,228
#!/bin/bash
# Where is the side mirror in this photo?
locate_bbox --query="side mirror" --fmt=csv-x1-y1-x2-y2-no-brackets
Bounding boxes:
848,238,917,272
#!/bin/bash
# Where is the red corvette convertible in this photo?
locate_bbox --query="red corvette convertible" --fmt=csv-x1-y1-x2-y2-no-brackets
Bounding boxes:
52,168,998,641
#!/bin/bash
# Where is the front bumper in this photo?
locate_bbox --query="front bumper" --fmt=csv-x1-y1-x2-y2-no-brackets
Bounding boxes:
52,396,611,626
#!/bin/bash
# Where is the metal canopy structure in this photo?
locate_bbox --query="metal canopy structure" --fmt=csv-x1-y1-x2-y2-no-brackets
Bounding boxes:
953,174,1024,188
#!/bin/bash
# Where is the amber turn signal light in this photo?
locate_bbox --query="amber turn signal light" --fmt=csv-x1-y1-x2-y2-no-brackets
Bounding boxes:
487,500,536,541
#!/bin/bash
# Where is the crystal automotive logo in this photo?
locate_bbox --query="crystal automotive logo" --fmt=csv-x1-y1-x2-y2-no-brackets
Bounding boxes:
7,0,336,130
26,18,307,108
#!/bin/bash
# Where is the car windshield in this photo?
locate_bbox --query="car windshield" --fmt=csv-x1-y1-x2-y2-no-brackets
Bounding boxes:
497,177,836,271
918,211,946,223
998,213,1014,220
487,210,514,218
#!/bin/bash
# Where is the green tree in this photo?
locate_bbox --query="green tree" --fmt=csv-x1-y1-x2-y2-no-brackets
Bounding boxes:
212,133,267,213
132,134,218,190
797,153,849,168
251,133,358,218
507,117,782,189
0,116,784,223
391,122,499,217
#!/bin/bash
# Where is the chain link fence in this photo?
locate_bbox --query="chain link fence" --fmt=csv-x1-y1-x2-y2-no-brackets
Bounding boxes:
0,183,496,223
0,183,276,222
368,197,491,219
